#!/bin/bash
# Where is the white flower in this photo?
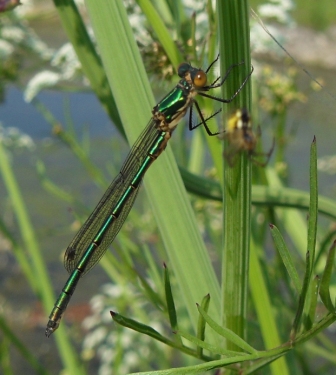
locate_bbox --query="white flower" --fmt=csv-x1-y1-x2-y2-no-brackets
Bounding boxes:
0,39,14,58
24,71,60,102
0,124,35,150
82,314,100,330
101,283,124,298
1,26,25,43
15,0,34,17
51,43,82,80
258,0,294,25
83,326,108,349
90,294,106,312
251,23,284,55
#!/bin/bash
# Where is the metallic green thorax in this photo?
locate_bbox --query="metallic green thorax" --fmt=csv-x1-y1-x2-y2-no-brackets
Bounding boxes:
154,80,191,125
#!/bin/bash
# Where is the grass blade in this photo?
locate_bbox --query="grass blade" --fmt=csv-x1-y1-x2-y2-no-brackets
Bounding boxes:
307,137,318,273
85,0,221,342
319,241,336,312
164,263,180,334
196,293,210,358
270,223,301,293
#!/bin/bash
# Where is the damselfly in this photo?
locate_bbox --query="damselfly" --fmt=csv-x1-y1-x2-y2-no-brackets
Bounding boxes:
46,56,252,337
224,108,274,166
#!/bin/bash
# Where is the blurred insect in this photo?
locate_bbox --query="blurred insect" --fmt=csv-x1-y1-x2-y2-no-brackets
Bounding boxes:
223,108,274,166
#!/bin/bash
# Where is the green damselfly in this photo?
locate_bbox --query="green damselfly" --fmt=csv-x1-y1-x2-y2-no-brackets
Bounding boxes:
46,56,252,337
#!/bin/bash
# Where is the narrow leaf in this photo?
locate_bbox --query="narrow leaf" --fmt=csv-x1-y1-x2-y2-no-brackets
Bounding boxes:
196,294,210,358
176,330,241,357
163,263,180,334
291,251,312,339
137,272,165,310
111,311,197,358
130,353,257,375
197,304,257,354
249,238,289,374
319,240,336,312
111,311,169,343
86,0,222,342
304,275,320,331
269,223,301,293
307,136,318,273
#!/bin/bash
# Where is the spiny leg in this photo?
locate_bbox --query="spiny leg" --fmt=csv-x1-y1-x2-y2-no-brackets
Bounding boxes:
198,66,254,104
205,54,220,73
189,100,221,136
251,137,275,167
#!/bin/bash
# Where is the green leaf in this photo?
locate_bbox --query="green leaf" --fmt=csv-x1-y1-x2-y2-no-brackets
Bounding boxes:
218,0,252,352
111,311,168,342
181,166,336,220
196,293,210,358
85,0,221,343
270,223,301,293
111,311,198,358
303,275,320,331
129,353,260,375
176,330,239,357
249,236,290,375
197,304,257,354
137,271,165,310
163,263,180,334
291,137,319,338
307,137,318,274
291,251,312,338
319,241,336,312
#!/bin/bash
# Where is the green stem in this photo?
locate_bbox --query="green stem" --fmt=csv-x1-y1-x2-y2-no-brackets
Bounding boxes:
218,0,252,350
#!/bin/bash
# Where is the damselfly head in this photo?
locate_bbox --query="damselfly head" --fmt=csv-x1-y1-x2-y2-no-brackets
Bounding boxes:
177,62,208,88
192,70,207,88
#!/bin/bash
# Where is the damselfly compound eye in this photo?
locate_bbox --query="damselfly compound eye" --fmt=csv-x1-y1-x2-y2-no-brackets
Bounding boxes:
177,62,190,78
193,70,207,87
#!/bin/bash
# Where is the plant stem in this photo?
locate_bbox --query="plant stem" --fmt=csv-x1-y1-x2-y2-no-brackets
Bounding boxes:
218,0,252,351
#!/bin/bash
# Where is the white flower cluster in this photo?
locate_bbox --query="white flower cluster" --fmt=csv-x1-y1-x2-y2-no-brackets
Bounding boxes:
0,16,53,60
0,123,35,150
24,42,83,102
258,0,294,24
81,282,165,375
251,0,295,55
24,71,60,102
317,155,336,175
